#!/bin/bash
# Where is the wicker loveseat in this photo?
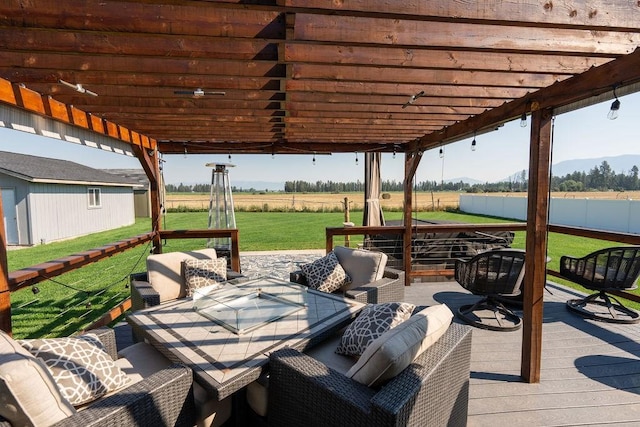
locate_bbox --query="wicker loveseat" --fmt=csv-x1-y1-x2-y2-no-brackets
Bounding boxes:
0,328,195,427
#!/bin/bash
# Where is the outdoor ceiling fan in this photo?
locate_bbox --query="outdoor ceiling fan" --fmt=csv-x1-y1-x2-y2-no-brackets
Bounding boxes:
173,88,226,97
58,79,98,96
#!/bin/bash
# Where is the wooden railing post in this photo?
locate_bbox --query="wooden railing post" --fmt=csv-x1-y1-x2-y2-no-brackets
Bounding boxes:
521,107,553,383
0,193,11,334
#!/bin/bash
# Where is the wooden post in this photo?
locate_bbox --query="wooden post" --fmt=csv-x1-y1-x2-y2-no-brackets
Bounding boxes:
521,107,553,383
343,197,351,247
403,151,423,287
0,191,11,334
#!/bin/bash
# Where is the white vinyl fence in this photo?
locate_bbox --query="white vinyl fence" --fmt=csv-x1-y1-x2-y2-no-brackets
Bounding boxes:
460,194,640,234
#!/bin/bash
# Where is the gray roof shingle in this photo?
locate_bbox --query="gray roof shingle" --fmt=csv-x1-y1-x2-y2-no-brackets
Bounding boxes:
0,151,141,187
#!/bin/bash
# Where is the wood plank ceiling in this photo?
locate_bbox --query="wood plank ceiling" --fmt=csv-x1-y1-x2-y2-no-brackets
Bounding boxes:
0,0,639,156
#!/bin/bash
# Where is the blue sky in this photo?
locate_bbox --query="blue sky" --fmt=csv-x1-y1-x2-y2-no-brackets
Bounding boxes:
1,92,639,187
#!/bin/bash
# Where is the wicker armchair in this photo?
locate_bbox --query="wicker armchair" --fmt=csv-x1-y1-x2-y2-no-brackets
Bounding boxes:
290,267,404,304
266,323,472,427
455,249,526,331
130,248,243,311
561,246,640,323
290,246,405,304
0,328,195,427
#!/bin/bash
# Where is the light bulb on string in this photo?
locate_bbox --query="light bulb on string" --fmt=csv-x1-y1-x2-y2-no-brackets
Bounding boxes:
471,133,477,151
520,112,527,127
312,152,316,165
355,152,359,165
228,153,232,161
183,143,187,158
439,147,444,158
608,86,621,120
393,147,396,159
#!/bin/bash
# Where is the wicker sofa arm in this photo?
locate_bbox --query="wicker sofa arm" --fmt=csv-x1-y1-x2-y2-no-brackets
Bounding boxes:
51,364,195,427
268,348,377,427
370,323,472,426
267,323,472,427
130,276,162,312
344,267,405,304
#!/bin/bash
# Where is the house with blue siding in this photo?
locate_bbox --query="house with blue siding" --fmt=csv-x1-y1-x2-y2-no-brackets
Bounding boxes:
0,151,141,246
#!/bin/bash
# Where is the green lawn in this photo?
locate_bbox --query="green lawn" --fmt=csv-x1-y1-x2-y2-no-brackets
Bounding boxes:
6,211,636,338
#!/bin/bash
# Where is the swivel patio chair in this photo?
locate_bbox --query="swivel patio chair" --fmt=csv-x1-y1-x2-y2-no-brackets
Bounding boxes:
455,249,526,331
561,246,640,324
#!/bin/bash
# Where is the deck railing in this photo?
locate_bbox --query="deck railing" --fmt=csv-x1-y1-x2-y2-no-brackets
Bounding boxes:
326,223,640,302
3,229,240,335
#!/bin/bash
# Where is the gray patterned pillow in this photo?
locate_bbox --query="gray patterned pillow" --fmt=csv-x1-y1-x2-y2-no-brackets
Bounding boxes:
183,258,227,297
336,302,416,356
18,334,130,406
300,251,350,293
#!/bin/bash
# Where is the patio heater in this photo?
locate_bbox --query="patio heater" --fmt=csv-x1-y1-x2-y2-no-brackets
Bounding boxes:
205,163,236,264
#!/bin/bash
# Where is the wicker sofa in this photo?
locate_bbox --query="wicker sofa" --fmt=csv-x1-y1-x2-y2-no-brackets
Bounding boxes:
266,321,472,427
289,246,405,304
0,328,195,427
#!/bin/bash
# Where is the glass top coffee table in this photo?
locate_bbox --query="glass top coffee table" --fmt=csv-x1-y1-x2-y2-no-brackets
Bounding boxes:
193,277,308,335
127,276,364,400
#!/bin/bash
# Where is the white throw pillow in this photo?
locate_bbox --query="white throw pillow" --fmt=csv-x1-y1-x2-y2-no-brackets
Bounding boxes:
346,304,453,387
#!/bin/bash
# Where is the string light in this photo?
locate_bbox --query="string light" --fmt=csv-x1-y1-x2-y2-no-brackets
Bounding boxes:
393,147,396,159
439,147,444,158
520,112,527,127
355,152,359,165
471,132,477,151
312,152,316,165
608,86,621,120
183,143,187,158
228,153,232,161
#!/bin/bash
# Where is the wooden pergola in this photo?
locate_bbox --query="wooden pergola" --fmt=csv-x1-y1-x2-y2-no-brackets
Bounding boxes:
1,0,640,384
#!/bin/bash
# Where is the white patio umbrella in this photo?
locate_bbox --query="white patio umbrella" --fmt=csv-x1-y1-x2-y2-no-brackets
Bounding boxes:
363,152,385,226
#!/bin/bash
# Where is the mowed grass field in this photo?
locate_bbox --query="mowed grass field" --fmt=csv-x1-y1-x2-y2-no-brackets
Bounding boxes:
166,190,640,212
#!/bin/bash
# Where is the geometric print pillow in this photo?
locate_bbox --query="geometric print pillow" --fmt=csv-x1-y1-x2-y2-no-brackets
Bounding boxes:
336,302,415,357
18,333,130,406
183,258,228,297
300,251,350,293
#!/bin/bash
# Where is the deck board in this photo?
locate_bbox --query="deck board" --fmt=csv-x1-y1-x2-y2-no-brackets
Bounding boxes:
406,279,640,426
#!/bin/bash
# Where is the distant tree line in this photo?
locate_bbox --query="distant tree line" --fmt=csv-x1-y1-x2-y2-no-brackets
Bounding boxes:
166,161,640,193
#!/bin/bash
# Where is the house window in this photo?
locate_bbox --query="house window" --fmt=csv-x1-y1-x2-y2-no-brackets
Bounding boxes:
88,188,101,208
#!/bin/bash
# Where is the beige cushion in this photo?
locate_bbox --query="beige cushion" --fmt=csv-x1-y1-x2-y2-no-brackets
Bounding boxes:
300,251,350,293
333,246,388,290
116,342,230,427
183,258,227,297
19,334,130,407
346,304,453,388
306,334,355,375
0,330,76,426
146,248,217,302
336,302,415,356
115,342,173,385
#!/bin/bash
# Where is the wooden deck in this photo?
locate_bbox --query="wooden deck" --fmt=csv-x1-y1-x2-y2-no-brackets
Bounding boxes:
406,279,640,426
115,270,640,426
